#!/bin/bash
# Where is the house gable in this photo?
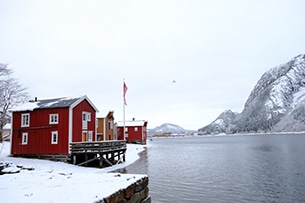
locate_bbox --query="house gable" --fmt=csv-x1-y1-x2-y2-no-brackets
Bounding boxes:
70,95,99,113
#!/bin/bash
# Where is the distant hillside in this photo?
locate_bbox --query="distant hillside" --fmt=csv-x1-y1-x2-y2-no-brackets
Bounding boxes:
148,123,195,136
199,54,305,134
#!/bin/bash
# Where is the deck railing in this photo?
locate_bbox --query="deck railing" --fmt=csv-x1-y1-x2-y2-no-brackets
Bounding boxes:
70,140,126,154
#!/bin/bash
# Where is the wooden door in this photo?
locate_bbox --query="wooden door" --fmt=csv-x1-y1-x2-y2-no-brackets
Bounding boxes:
82,131,87,142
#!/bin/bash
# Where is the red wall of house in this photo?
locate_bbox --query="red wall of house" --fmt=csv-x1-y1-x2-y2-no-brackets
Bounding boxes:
127,126,143,141
72,99,96,142
117,127,124,140
117,126,147,142
11,108,70,155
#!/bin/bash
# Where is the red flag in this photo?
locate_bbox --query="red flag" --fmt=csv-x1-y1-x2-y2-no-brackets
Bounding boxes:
123,82,128,105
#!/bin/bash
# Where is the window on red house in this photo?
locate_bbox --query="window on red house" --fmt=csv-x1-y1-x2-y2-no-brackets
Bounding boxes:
51,131,58,144
22,132,28,145
49,114,59,124
21,113,30,127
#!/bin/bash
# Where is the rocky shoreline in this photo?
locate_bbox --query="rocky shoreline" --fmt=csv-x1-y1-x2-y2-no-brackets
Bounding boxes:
101,176,151,203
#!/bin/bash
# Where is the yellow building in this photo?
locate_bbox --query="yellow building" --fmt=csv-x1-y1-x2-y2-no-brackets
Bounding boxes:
96,111,115,141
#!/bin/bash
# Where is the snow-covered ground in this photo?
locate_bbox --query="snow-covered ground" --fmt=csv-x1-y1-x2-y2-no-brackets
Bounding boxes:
0,142,147,203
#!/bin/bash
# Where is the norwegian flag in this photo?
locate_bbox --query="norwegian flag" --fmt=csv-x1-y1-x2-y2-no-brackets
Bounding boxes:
123,82,128,105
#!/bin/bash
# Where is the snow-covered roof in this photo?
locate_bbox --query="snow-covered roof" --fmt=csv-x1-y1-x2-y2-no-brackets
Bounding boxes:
12,96,99,112
116,120,147,127
12,101,40,112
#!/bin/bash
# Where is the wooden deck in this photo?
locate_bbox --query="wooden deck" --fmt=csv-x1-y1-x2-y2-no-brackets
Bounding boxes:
70,140,127,167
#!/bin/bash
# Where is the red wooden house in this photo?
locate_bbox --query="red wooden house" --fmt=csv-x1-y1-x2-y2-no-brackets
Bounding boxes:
117,119,148,144
10,96,98,157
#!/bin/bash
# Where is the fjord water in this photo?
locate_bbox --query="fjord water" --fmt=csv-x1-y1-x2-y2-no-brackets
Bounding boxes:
123,134,305,203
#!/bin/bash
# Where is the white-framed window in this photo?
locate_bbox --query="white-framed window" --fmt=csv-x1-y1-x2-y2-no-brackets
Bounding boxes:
82,112,91,129
51,131,58,144
87,113,91,121
88,131,93,142
22,132,28,145
21,113,30,127
82,112,88,129
82,112,91,121
83,112,87,121
49,114,59,124
108,121,113,130
134,127,138,132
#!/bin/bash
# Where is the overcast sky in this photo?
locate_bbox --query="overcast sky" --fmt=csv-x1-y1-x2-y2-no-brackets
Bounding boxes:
1,0,305,130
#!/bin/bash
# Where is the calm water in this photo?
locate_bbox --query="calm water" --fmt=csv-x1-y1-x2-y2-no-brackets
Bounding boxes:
119,134,305,203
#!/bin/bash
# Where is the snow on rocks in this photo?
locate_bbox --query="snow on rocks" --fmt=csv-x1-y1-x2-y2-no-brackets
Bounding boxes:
0,162,35,175
0,163,21,174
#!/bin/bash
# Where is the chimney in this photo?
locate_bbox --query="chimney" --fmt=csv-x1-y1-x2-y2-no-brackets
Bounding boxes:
132,118,135,121
35,97,37,102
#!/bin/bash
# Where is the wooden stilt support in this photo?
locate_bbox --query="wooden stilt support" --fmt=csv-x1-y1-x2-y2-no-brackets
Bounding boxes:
102,156,113,166
116,151,126,165
77,156,99,166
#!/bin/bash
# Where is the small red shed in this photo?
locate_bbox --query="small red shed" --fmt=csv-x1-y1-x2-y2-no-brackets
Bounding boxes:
117,119,148,144
10,96,98,156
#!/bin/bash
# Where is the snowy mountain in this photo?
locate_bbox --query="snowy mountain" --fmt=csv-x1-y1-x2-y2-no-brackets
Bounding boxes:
198,110,238,134
199,54,305,134
148,123,194,136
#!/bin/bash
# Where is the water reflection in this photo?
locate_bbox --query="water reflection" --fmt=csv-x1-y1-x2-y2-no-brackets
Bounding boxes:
253,144,274,152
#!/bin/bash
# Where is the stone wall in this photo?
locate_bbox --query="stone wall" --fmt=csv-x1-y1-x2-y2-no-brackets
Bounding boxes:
96,176,151,203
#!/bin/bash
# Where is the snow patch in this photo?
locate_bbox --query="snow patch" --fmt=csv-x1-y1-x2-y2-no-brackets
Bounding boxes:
12,102,39,112
0,142,147,202
213,119,224,125
292,87,305,108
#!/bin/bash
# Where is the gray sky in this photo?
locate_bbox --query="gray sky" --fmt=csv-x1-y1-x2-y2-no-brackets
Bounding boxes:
1,0,305,130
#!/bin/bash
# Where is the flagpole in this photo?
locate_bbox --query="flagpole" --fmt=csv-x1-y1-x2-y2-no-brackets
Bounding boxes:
123,78,126,141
